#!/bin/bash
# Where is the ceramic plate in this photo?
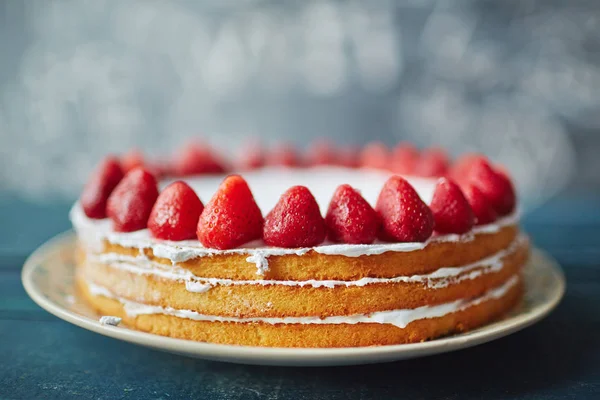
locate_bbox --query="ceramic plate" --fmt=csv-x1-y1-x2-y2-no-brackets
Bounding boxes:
22,232,565,367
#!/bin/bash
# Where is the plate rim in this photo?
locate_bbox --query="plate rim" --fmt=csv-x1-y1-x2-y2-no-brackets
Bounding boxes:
22,231,566,366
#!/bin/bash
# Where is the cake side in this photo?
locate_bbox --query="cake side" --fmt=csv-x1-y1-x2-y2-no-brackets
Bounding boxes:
72,147,526,348
77,274,524,347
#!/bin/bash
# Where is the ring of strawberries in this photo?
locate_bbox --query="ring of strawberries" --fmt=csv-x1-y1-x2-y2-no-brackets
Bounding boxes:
80,143,516,250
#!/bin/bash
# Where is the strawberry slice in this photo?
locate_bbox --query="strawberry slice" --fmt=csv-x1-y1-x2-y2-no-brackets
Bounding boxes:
462,184,498,225
106,168,159,232
80,156,124,219
359,142,389,170
148,181,204,241
413,147,449,177
197,175,263,249
264,186,327,247
326,184,379,244
430,178,474,234
468,158,516,215
389,142,419,175
376,176,434,242
173,143,227,176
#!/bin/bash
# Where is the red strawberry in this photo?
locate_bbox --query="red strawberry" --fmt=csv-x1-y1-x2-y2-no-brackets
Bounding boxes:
264,186,327,247
148,181,204,241
413,147,449,177
237,142,264,171
430,178,474,234
265,144,299,167
389,143,419,175
359,142,389,170
80,156,124,219
336,147,359,168
468,158,516,215
326,184,379,244
305,140,336,166
376,176,434,242
147,159,172,179
462,184,498,225
173,143,227,176
121,149,145,173
197,175,263,249
449,153,486,184
106,168,159,232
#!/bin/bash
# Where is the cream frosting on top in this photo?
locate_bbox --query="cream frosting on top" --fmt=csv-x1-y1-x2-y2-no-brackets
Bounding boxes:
70,166,520,274
178,166,436,214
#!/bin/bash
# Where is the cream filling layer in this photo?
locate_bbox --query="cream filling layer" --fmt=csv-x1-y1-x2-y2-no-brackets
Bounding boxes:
87,275,520,329
71,203,520,276
88,235,526,292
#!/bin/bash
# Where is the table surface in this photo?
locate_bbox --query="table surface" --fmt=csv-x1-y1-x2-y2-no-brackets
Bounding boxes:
1,194,599,400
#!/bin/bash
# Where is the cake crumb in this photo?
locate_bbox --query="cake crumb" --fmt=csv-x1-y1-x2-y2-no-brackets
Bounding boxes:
99,316,122,326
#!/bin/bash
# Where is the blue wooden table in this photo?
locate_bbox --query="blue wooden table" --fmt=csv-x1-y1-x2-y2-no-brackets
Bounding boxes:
2,194,599,399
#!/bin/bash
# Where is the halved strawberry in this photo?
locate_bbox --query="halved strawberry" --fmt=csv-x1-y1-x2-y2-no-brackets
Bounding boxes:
468,158,516,215
305,140,336,166
336,147,359,168
413,147,449,177
430,178,474,234
359,142,389,170
80,156,124,219
376,176,434,242
121,149,145,173
265,144,299,167
326,184,379,244
237,141,264,171
197,175,263,249
106,168,159,232
173,143,227,176
449,153,486,184
263,186,327,247
462,184,498,225
389,142,419,175
148,181,204,241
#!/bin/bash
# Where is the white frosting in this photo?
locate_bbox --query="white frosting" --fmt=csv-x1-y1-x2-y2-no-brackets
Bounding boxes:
99,316,122,326
70,166,520,275
88,235,525,292
184,281,212,293
86,275,519,329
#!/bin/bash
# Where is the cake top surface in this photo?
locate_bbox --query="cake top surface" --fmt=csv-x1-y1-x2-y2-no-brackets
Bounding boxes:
73,142,518,256
177,166,435,214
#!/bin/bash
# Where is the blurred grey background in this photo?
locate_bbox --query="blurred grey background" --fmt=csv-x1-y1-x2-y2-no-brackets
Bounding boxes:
0,0,598,206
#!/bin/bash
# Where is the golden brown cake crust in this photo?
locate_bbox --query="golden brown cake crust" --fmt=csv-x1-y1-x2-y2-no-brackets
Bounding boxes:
76,223,527,347
99,225,519,281
79,240,528,318
77,276,523,348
